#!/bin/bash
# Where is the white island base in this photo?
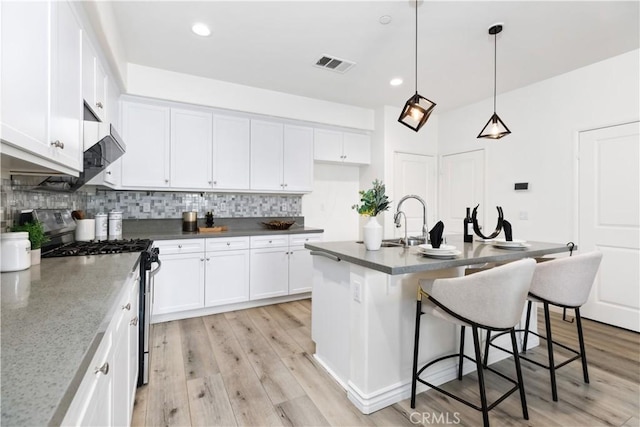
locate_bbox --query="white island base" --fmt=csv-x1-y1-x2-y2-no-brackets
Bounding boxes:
310,256,539,414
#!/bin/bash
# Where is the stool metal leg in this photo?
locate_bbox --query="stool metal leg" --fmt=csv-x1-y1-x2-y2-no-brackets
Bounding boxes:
411,298,422,409
472,326,490,427
458,326,466,380
575,307,590,384
543,303,558,401
482,330,491,367
510,329,529,420
522,300,533,353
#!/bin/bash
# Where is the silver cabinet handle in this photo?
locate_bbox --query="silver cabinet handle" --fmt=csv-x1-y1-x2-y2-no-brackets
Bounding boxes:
95,101,104,109
50,140,64,149
165,179,169,184
122,303,131,311
106,171,112,175
213,180,217,185
206,258,210,261
208,181,212,185
226,242,231,246
95,362,109,375
130,316,138,326
268,240,272,244
284,183,288,187
200,258,205,261
178,245,182,249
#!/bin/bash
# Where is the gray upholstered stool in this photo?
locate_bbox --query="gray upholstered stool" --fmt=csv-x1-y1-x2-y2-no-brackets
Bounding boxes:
411,258,536,427
484,251,603,402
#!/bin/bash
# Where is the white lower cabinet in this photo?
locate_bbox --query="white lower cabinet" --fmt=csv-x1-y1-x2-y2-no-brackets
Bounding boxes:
151,233,323,320
63,271,140,426
205,237,250,306
152,239,206,316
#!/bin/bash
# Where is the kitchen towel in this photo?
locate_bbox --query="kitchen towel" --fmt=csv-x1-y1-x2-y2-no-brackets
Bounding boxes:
429,221,445,248
503,220,513,241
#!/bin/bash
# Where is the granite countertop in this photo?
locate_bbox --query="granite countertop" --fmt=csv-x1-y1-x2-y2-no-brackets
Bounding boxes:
1,253,141,426
305,235,572,275
122,217,323,241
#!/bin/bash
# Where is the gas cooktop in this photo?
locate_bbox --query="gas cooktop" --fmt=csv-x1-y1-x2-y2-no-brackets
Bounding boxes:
42,239,152,258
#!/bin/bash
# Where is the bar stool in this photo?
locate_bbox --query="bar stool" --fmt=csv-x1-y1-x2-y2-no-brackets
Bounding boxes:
411,258,536,427
484,251,603,402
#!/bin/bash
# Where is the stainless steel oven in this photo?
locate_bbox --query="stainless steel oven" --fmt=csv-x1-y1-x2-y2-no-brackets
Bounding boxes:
138,247,160,386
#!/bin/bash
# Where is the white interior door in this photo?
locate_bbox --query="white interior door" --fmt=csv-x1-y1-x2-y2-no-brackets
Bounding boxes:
393,153,436,237
578,121,640,332
439,150,485,234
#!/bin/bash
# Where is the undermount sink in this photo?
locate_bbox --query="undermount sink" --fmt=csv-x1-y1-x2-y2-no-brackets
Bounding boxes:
356,237,426,247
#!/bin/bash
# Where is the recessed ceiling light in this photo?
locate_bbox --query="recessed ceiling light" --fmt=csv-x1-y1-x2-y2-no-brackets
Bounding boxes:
192,23,211,37
390,78,403,86
379,15,392,25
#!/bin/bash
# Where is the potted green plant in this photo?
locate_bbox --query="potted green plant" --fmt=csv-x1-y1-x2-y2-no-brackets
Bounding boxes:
11,221,48,265
352,179,390,250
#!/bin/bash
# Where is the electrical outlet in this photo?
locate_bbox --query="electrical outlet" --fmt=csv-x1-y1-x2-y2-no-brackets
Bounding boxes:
281,203,288,212
220,202,227,211
143,202,151,213
353,281,362,303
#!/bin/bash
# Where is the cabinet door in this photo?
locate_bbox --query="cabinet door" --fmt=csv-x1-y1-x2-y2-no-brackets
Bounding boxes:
94,60,107,122
288,247,314,294
49,0,82,171
82,32,96,112
170,108,213,189
74,336,113,427
205,250,250,306
127,278,140,415
112,307,130,427
283,125,314,192
152,253,205,317
250,120,284,191
342,132,371,165
121,102,171,188
313,129,343,162
1,1,50,156
250,248,289,300
213,115,250,189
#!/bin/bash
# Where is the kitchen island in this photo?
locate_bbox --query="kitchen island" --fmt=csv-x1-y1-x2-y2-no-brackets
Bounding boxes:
304,236,572,414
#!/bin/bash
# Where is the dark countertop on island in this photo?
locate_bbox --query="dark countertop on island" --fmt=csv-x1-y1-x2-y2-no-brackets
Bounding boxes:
123,217,323,240
305,235,572,275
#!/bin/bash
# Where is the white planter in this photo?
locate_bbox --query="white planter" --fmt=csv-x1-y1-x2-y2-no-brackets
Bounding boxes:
31,248,41,265
363,216,383,251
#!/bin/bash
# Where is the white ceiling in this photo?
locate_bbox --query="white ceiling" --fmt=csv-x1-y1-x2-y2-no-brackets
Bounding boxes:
106,1,639,112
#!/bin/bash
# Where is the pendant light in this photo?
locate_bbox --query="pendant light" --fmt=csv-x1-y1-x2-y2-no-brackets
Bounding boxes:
398,0,436,132
477,24,511,139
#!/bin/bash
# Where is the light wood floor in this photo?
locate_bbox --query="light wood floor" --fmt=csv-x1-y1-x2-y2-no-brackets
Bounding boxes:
132,300,640,426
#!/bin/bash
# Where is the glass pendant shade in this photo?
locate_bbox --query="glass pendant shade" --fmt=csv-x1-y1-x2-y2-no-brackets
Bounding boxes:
477,112,511,139
398,92,436,132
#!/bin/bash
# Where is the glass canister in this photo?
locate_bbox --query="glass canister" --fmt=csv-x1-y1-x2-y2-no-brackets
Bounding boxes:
1,232,31,272
108,211,123,240
95,213,108,241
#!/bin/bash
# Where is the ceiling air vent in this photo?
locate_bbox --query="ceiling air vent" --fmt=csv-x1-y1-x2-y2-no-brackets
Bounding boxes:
313,54,356,74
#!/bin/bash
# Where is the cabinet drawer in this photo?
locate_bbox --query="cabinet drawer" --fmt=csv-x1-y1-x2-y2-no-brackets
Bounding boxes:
250,235,288,248
153,238,205,254
289,233,323,247
206,236,250,252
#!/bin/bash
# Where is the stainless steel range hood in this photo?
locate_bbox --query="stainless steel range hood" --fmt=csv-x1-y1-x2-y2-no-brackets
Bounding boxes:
34,121,126,192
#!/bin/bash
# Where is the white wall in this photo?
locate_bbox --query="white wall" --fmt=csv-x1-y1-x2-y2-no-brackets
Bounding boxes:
126,64,375,131
302,164,361,242
437,49,640,243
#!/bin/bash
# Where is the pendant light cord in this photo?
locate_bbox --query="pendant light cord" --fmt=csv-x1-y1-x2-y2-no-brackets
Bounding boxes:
415,0,418,94
493,30,497,114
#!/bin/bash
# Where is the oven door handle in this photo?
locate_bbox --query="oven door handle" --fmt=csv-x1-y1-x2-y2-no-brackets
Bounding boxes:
149,259,162,277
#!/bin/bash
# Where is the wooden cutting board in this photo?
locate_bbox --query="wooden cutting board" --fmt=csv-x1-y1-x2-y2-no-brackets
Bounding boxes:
197,226,228,233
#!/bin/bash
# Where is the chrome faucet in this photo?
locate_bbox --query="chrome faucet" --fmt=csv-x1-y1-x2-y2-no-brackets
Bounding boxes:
393,211,408,246
395,194,428,243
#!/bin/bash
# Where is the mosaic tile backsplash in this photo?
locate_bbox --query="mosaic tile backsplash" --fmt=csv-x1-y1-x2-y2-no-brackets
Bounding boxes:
85,191,302,219
1,178,302,229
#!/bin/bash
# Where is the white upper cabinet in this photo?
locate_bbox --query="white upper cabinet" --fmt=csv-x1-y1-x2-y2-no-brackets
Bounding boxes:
1,0,82,174
121,101,171,188
314,128,370,165
170,108,213,189
213,115,250,190
250,120,285,191
283,124,314,192
82,32,107,122
49,0,82,171
251,120,314,193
